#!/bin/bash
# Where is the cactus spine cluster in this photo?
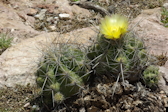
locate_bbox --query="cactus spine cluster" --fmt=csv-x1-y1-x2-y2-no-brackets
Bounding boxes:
36,44,90,105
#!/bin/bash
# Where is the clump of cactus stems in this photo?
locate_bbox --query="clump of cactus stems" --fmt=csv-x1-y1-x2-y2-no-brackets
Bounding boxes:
36,43,90,106
36,14,159,107
88,14,149,82
87,33,149,82
87,33,148,82
143,65,159,88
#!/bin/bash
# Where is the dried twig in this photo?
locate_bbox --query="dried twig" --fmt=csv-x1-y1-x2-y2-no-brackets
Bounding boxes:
70,1,110,16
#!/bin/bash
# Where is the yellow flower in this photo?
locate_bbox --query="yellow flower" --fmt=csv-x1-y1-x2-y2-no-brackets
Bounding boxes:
99,14,128,39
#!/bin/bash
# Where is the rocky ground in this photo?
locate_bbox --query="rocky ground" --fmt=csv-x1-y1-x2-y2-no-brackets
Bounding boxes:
0,0,168,112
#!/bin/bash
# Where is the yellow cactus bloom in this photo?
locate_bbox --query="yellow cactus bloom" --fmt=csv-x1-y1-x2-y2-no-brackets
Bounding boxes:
99,14,128,40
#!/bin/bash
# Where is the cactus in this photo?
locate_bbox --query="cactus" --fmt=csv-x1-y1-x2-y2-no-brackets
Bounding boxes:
36,44,90,106
36,14,159,108
143,65,159,88
87,33,148,82
87,14,151,83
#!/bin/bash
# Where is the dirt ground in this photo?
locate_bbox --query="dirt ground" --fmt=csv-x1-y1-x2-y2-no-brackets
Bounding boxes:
0,0,168,112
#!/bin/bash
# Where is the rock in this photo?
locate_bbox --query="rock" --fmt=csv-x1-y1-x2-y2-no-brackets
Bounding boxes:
31,105,40,111
55,0,74,15
158,66,168,95
46,17,54,22
87,106,99,112
0,27,97,88
96,84,109,96
48,25,56,31
34,9,47,20
163,3,168,9
98,0,110,5
23,102,30,108
104,109,111,112
71,5,92,18
35,4,58,14
84,95,91,101
130,8,168,56
55,0,91,18
112,82,123,95
79,107,86,112
132,100,143,106
58,13,71,20
26,8,38,16
165,60,168,68
17,11,36,27
26,16,36,27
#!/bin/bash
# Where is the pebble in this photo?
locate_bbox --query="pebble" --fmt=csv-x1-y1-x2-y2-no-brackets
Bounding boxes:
34,9,47,20
54,17,59,20
48,25,56,31
23,102,30,108
160,91,165,94
104,109,111,112
59,13,70,20
79,107,86,112
163,3,168,9
27,8,38,16
87,106,99,112
84,95,91,101
46,17,53,22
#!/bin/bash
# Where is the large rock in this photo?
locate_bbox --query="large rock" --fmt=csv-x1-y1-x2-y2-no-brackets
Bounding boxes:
0,27,97,88
130,8,168,56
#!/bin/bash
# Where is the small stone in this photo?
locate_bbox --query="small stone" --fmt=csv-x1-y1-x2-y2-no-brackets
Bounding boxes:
79,107,86,112
98,0,110,5
105,109,111,112
13,4,19,9
59,13,70,20
46,17,53,22
122,101,131,109
107,5,115,14
160,91,165,94
163,98,168,107
112,82,123,95
23,102,30,108
158,67,168,95
48,25,56,31
84,95,91,101
125,110,131,112
32,105,40,111
96,84,107,96
54,17,59,20
87,106,99,112
133,100,143,106
27,8,38,16
54,21,58,24
34,9,47,20
163,3,168,9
